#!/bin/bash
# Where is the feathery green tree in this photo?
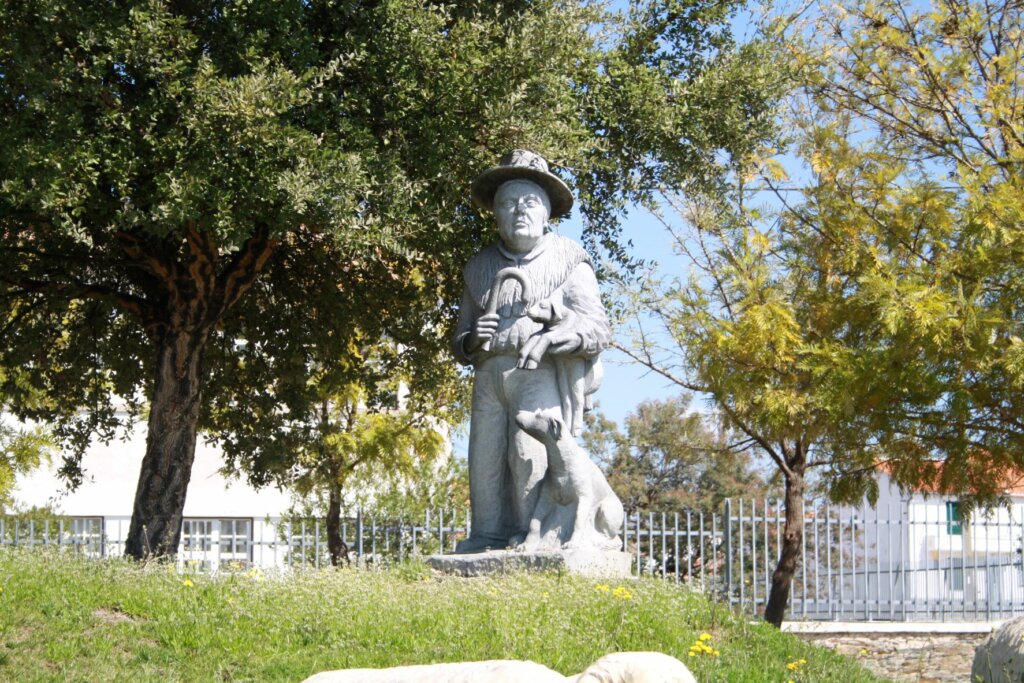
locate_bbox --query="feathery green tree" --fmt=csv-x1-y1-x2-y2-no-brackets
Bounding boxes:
616,0,1024,626
786,0,1024,496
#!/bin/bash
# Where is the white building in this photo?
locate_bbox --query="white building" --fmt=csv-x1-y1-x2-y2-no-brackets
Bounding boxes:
838,464,1024,620
7,405,457,570
9,415,296,570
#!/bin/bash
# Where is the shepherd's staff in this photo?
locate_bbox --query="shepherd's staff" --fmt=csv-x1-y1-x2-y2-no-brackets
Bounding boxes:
480,267,532,352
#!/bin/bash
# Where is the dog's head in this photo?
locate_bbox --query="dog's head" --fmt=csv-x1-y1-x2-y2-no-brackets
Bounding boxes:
515,410,565,442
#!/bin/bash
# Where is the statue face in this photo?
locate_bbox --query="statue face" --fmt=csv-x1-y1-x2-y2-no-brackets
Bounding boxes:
494,180,551,253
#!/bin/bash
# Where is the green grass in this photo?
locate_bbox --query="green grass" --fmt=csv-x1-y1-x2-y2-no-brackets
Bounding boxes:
0,549,890,682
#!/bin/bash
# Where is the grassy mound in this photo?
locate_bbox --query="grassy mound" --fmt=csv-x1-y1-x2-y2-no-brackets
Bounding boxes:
0,549,889,682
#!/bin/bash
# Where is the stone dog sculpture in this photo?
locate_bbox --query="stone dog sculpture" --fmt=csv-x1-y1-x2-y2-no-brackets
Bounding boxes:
511,410,624,551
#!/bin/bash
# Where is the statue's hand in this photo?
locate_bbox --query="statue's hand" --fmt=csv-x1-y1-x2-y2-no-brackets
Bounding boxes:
518,303,583,369
517,328,581,369
468,313,500,352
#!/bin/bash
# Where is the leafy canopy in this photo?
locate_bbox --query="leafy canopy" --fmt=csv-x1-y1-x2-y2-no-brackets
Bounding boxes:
1,0,774,496
584,395,773,513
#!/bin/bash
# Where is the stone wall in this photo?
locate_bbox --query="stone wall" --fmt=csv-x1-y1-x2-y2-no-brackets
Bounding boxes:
798,631,987,682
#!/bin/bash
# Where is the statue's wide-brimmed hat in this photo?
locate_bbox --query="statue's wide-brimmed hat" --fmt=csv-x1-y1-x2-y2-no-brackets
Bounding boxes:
471,149,574,218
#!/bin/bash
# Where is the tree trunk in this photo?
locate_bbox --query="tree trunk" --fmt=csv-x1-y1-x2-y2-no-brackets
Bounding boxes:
763,468,805,627
326,484,349,566
118,227,274,561
124,328,208,559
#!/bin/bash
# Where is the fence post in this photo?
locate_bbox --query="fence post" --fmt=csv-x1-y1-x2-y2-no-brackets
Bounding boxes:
634,510,641,575
622,510,628,555
673,512,680,583
723,499,733,606
301,520,307,568
647,511,654,577
661,512,667,579
900,502,906,621
356,508,364,562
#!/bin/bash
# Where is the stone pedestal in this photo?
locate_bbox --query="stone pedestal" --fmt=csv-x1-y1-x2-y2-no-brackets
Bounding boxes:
426,548,632,578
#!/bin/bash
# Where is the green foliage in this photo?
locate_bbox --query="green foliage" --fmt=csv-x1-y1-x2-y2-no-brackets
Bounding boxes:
0,370,53,511
613,145,842,503
584,395,774,513
606,12,831,625
348,455,470,519
0,424,50,513
0,550,889,682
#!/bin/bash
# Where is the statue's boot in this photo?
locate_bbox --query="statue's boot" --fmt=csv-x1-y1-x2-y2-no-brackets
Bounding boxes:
455,534,506,553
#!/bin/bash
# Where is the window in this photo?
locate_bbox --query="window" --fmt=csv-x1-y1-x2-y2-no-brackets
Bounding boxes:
69,517,104,557
946,501,963,535
946,557,964,591
218,519,252,570
180,519,251,570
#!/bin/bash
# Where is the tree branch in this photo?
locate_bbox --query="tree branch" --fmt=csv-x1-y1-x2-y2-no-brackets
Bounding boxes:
214,225,277,319
2,276,150,321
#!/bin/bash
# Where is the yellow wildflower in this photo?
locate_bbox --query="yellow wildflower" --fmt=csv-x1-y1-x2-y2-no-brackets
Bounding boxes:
785,658,807,672
595,584,611,593
182,578,194,588
688,634,720,658
612,586,633,600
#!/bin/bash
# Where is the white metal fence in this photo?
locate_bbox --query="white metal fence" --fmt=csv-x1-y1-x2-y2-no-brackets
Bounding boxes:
626,499,1024,622
5,498,1024,621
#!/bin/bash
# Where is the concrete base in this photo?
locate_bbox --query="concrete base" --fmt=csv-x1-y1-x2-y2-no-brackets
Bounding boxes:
426,548,632,578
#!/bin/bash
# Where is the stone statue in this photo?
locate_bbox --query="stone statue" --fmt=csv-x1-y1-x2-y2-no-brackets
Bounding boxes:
452,149,622,553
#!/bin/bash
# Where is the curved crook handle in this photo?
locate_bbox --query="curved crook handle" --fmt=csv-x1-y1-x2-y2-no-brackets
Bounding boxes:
480,267,533,352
